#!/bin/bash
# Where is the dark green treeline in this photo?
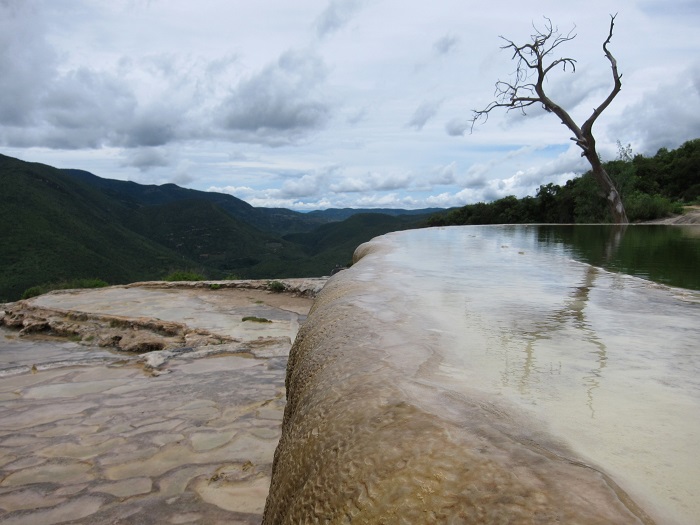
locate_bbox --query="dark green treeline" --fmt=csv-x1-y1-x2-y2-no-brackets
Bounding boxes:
429,138,700,226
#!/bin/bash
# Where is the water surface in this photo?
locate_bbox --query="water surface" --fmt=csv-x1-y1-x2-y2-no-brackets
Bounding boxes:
535,224,700,290
377,225,699,524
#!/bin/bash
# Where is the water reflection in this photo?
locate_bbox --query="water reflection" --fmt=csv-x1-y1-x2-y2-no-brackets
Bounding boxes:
381,225,700,523
523,266,607,418
536,224,700,290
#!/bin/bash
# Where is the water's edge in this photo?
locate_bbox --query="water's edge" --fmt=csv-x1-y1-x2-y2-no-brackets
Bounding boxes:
264,227,679,523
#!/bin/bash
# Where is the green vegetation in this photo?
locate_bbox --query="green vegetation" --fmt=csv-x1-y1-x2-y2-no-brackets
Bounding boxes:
2,139,696,302
242,316,272,323
163,270,206,282
0,153,435,302
267,281,286,293
21,278,108,299
429,139,699,226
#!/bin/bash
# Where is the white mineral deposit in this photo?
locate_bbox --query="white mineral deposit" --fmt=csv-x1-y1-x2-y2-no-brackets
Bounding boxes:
0,279,323,524
266,226,699,524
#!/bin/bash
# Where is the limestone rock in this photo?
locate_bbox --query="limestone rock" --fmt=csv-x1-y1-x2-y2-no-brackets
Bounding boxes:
263,268,650,524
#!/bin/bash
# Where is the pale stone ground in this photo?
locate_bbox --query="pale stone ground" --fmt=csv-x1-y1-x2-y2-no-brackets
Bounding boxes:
0,279,325,525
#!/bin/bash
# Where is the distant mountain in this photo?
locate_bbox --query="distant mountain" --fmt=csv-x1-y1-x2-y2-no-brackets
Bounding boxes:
62,168,326,234
283,213,427,273
0,154,436,301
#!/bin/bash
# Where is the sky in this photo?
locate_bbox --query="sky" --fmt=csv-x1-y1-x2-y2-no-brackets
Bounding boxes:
1,0,699,211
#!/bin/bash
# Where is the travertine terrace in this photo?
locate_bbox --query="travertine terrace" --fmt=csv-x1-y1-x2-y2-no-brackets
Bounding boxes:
0,279,324,524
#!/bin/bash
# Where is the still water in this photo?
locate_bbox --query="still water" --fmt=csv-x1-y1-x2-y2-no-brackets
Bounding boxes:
373,225,699,524
535,224,700,290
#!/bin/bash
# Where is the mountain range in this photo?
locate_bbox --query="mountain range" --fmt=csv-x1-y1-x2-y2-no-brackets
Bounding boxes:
0,154,440,301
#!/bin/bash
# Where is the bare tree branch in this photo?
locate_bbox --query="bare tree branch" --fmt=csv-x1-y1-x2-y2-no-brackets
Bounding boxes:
468,14,628,223
581,14,622,138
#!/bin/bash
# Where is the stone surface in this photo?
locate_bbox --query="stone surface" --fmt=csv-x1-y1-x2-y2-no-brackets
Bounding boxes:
264,251,652,524
0,280,321,524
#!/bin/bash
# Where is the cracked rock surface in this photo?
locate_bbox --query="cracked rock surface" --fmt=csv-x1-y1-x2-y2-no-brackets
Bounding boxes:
0,279,323,524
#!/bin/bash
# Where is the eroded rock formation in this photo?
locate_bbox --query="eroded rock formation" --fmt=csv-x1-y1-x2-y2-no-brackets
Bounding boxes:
2,300,229,353
0,279,322,523
263,243,652,524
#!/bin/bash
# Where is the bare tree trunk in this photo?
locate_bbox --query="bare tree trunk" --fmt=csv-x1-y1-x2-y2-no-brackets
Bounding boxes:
585,151,629,223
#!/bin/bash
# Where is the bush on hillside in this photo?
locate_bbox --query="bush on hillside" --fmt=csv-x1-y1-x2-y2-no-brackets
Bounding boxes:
21,278,109,299
163,270,206,282
267,280,286,293
625,192,683,222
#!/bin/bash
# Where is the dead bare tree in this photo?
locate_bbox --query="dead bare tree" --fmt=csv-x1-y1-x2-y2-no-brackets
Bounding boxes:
472,15,629,223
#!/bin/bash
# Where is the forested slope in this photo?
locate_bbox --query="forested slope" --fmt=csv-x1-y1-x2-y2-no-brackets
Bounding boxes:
429,139,700,226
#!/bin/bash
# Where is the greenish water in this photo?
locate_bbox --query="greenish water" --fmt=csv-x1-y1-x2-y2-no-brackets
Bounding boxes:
535,224,700,290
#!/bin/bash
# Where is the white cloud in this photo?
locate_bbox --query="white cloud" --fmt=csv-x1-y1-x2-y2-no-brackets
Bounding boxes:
430,162,457,185
121,147,170,171
315,0,366,38
0,0,698,210
445,118,471,137
207,185,256,197
279,170,333,199
407,100,442,131
609,62,700,154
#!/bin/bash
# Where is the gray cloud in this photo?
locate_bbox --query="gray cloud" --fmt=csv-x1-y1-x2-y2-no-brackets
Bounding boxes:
0,2,329,152
638,0,700,17
330,172,412,193
0,2,184,150
121,147,170,172
546,70,610,112
218,50,330,144
41,68,137,148
0,1,56,126
445,118,470,136
407,100,442,131
315,0,364,38
609,63,700,154
124,105,180,148
346,106,368,125
433,35,459,56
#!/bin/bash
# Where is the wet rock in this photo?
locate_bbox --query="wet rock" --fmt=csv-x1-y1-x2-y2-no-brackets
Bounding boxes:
263,266,651,524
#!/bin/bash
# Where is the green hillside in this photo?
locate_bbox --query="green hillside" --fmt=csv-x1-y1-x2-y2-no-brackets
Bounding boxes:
0,154,433,301
0,155,199,301
284,213,424,272
64,168,328,234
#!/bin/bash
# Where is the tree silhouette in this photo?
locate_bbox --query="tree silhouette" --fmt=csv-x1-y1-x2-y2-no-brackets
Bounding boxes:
472,15,628,223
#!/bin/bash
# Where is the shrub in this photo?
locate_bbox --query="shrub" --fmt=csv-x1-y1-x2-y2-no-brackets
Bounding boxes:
163,270,205,282
21,278,109,299
267,280,286,293
21,286,46,299
625,192,678,222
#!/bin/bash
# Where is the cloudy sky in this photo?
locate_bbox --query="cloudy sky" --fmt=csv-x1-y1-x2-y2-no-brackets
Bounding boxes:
2,0,699,210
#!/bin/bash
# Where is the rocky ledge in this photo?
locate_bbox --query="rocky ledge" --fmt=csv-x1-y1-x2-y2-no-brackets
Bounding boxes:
1,278,326,373
0,279,323,524
263,246,652,524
